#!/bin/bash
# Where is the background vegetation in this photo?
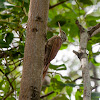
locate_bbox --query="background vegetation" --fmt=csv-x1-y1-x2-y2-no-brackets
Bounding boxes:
0,0,100,100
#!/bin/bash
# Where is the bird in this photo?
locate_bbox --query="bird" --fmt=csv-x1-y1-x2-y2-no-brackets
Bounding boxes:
43,22,67,79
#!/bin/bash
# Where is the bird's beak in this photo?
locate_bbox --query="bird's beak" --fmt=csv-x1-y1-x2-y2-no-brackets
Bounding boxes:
58,22,61,33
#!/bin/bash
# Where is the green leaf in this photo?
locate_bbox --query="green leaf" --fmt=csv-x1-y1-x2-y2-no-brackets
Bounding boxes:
5,66,11,74
19,43,25,53
0,0,6,8
50,78,66,92
61,76,71,81
44,86,56,99
86,15,100,21
87,42,92,51
52,94,69,100
91,92,100,99
23,2,29,13
0,39,9,48
24,0,29,3
49,64,66,71
60,43,68,50
47,31,53,39
5,32,14,45
49,15,66,27
50,78,80,92
0,80,4,90
22,16,28,23
53,74,61,81
78,0,93,5
86,16,100,27
89,33,100,44
0,14,12,19
66,86,73,97
91,58,100,66
7,97,16,100
75,90,83,100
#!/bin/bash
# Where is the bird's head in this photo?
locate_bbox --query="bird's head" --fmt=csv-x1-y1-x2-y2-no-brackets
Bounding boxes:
58,22,67,42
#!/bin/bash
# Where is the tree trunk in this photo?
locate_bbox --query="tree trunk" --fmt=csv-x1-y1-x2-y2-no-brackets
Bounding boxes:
73,20,91,100
19,0,49,100
80,31,91,100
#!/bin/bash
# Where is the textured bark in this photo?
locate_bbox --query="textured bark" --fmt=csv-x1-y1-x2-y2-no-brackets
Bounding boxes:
19,0,49,100
80,31,91,100
74,20,91,100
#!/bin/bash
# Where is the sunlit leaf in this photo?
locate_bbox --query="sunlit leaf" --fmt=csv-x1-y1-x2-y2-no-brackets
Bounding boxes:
49,64,66,71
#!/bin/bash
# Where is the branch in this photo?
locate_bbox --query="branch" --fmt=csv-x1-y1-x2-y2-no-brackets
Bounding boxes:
88,23,100,36
91,27,100,37
3,90,14,100
91,85,98,91
7,59,23,74
40,91,54,99
49,0,67,9
75,20,85,33
0,46,18,58
73,76,100,82
73,76,82,82
11,72,21,83
0,69,14,100
91,76,100,81
73,50,83,60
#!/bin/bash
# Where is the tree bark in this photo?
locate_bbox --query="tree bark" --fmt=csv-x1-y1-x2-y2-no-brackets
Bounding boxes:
80,31,91,100
73,20,91,100
19,0,49,100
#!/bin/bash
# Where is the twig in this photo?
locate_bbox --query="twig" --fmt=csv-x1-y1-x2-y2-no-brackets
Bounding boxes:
8,59,23,65
73,76,82,82
40,91,54,99
3,90,14,100
91,76,100,81
49,0,67,9
91,85,98,91
0,69,14,100
0,46,18,58
73,76,100,82
11,72,21,83
8,59,22,74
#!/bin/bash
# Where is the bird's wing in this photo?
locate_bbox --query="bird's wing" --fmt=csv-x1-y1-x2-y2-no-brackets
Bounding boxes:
43,36,62,79
48,36,62,62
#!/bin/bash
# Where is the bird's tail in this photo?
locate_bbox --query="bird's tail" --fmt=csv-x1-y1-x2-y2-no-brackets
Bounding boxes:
43,63,50,79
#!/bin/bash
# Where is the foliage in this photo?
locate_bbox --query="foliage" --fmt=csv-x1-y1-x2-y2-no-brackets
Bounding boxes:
0,0,100,100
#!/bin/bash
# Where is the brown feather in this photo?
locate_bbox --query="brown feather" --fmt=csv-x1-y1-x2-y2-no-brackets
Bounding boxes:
43,36,62,79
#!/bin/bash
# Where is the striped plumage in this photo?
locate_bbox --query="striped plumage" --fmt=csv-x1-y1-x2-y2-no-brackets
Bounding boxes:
43,22,66,79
